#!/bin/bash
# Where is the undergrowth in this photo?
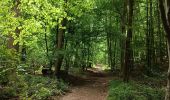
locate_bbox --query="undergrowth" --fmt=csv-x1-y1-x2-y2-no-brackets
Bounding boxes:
0,74,68,100
107,80,164,100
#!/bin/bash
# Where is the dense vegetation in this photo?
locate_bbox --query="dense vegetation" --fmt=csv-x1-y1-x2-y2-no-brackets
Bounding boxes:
0,0,170,100
108,80,164,100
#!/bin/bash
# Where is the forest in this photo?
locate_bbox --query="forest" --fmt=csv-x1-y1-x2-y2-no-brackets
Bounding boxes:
0,0,170,100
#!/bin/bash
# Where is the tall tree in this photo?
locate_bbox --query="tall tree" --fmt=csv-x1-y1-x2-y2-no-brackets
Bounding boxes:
123,0,134,82
55,0,67,76
120,0,127,75
55,18,67,76
159,0,170,99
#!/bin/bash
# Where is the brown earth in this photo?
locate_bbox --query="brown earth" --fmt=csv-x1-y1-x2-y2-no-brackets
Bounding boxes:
54,68,113,100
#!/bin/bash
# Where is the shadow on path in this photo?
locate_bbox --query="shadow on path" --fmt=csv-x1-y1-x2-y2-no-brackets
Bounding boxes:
54,68,113,100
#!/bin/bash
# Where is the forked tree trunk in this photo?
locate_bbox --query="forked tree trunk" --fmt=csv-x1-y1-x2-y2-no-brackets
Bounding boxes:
55,0,67,77
159,0,170,99
55,18,67,76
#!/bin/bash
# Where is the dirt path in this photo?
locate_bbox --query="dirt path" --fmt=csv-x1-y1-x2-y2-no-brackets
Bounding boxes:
55,68,113,100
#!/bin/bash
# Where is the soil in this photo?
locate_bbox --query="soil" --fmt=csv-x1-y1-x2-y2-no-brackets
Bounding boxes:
53,67,113,100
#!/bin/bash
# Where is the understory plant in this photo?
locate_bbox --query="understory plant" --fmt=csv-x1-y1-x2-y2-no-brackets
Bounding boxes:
107,80,164,100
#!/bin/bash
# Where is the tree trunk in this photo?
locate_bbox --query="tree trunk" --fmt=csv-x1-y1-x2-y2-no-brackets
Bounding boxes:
150,0,155,68
123,0,134,82
146,0,154,75
55,0,68,76
159,0,170,99
120,0,127,75
55,18,67,76
157,0,163,64
113,40,117,70
166,41,170,100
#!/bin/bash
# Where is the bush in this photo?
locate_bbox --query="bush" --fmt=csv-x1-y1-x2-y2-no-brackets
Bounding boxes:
0,46,18,85
0,74,68,100
0,75,27,99
21,75,68,100
0,47,21,99
107,80,164,100
0,47,68,99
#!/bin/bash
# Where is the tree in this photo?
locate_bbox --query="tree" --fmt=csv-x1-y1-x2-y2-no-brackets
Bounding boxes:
158,0,170,99
55,17,67,76
120,0,127,75
123,0,134,82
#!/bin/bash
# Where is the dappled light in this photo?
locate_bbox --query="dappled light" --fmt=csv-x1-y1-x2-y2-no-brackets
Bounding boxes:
0,0,170,100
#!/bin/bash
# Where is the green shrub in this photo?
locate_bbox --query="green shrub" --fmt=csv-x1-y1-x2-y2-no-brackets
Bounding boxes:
0,75,27,99
0,46,18,85
0,73,68,100
107,80,164,100
21,75,69,100
0,86,17,99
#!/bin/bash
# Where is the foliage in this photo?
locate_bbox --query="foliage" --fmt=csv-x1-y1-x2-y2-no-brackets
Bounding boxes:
0,0,168,99
107,80,164,100
0,73,27,99
0,74,68,100
22,75,68,100
0,46,18,85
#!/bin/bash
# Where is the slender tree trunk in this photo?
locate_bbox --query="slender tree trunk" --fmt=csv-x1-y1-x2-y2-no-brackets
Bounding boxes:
157,0,163,64
44,30,52,68
146,0,152,75
123,0,134,82
113,40,117,70
45,33,49,58
106,12,111,68
107,32,111,68
150,0,155,72
64,39,69,74
120,0,127,75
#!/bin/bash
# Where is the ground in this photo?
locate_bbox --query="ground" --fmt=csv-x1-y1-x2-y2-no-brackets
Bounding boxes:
54,67,113,100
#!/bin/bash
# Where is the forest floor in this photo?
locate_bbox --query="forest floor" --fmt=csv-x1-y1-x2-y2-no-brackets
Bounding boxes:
54,67,113,100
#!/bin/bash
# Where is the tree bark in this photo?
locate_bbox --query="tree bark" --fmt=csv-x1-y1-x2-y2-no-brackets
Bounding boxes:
123,0,134,82
146,0,150,74
146,0,155,75
55,18,67,76
54,0,68,77
159,0,170,99
157,0,163,64
166,41,170,100
120,0,127,76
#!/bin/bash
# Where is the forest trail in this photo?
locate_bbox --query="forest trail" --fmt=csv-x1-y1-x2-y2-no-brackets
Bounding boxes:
55,66,113,100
